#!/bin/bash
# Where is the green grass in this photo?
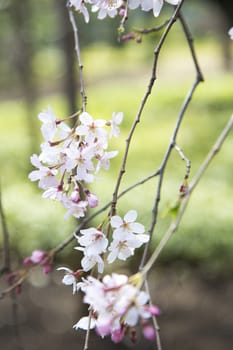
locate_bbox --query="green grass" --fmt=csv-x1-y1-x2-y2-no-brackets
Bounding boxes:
0,36,232,274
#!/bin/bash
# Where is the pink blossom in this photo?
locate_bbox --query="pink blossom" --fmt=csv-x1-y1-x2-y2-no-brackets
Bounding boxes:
76,273,160,343
23,250,52,274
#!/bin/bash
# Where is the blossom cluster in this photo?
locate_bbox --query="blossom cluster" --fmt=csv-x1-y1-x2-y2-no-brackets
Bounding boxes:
29,108,123,219
73,273,159,343
68,0,180,23
75,210,149,273
57,209,152,342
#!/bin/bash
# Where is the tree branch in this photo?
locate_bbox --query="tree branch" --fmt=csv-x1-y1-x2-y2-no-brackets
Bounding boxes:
142,114,233,276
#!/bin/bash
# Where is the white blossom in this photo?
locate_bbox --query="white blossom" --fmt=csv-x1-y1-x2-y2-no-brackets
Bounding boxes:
57,267,78,294
228,27,233,40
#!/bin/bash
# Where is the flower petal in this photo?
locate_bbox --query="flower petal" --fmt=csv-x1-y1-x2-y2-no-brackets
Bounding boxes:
110,215,123,228
124,210,137,223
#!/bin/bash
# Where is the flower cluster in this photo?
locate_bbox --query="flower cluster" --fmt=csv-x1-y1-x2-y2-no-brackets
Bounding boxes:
68,0,180,23
58,210,152,342
73,210,149,273
29,108,123,219
73,273,160,343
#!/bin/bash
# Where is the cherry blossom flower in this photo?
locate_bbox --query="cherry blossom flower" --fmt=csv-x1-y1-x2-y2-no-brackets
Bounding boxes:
73,316,96,330
129,0,180,17
29,108,122,219
63,199,88,219
68,0,90,23
38,107,71,142
95,150,118,173
91,0,123,20
110,209,146,236
23,250,52,274
76,273,160,342
79,253,105,273
228,27,233,40
108,112,123,138
108,210,149,263
76,112,107,142
57,267,78,294
76,228,108,255
28,154,58,189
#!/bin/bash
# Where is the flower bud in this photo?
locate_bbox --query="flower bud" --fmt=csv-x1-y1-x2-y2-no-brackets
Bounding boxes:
87,193,99,208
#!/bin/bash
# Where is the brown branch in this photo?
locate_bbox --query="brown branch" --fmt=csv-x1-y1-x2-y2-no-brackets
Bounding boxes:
109,1,185,218
134,19,170,35
139,8,204,270
68,7,87,112
142,114,233,276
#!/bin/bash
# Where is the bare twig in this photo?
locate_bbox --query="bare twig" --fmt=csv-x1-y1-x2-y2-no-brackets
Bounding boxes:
134,19,170,35
110,1,185,218
139,7,204,270
68,7,87,112
174,143,191,180
144,279,162,350
142,114,233,276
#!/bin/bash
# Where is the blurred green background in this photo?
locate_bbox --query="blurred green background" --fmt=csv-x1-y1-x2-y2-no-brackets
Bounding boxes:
0,0,232,276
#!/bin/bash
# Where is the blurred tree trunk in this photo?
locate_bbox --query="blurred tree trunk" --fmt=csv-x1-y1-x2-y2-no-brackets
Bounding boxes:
9,0,38,156
55,0,79,117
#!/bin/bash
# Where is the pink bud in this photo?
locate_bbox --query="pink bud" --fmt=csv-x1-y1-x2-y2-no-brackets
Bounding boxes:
119,8,126,17
87,193,99,208
70,189,80,203
121,32,135,42
23,257,31,265
143,324,156,341
30,250,45,264
43,265,52,274
144,304,160,316
111,328,125,343
96,320,111,337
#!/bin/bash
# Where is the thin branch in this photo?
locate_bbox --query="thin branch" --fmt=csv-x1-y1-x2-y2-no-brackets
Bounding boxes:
142,114,233,276
110,1,185,217
54,168,160,255
134,19,170,35
178,11,204,82
68,7,87,112
144,279,162,350
174,143,191,180
139,8,204,270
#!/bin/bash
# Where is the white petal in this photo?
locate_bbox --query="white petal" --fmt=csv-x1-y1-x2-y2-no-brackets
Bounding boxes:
124,210,137,223
73,316,96,330
130,222,145,234
152,0,163,17
57,267,73,273
30,154,41,167
80,112,93,125
124,307,139,326
110,215,123,228
165,0,180,5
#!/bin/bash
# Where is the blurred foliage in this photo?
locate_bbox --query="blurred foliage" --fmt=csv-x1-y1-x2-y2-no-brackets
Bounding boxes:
0,0,232,276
